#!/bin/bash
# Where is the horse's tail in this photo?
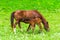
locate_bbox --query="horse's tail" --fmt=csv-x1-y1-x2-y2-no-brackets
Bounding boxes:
11,12,15,28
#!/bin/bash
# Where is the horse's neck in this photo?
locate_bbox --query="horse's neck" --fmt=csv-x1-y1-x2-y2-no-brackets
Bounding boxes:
41,16,47,25
38,13,47,24
34,11,47,24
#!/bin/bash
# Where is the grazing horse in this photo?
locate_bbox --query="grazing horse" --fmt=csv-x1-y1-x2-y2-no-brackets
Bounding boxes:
10,10,49,33
19,17,42,32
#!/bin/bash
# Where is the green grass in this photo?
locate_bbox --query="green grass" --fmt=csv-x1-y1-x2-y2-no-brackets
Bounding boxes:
0,0,60,40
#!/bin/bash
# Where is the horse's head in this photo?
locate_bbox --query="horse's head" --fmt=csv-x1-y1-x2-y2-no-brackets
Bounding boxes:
44,22,50,32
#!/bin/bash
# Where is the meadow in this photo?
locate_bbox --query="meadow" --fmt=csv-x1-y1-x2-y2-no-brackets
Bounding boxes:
0,0,60,40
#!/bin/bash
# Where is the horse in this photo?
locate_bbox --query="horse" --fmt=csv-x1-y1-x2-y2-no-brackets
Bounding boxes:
19,17,42,32
10,10,49,33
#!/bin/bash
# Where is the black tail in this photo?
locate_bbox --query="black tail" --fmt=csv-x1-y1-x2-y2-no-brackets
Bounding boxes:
11,12,15,28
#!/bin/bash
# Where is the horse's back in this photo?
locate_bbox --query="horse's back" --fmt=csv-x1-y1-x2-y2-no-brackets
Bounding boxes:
14,10,41,19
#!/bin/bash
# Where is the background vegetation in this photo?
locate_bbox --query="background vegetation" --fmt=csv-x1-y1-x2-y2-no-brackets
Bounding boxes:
0,0,60,40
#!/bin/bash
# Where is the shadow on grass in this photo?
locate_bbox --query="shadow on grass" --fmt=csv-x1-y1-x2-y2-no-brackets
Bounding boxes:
16,29,42,34
25,30,43,35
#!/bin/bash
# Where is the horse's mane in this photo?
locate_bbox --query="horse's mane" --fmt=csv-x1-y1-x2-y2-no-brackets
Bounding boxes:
34,10,47,24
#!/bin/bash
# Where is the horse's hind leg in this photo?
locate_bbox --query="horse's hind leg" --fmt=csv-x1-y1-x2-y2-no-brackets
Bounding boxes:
18,21,23,32
13,20,19,34
18,21,21,28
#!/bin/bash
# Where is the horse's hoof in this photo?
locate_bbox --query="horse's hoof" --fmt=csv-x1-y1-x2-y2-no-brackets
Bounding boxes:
46,28,50,32
20,29,23,32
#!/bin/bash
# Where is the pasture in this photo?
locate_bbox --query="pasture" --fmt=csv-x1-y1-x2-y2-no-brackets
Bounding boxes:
0,0,60,40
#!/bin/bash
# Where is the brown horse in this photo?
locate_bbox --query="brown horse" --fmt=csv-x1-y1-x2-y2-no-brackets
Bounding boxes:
19,17,42,32
11,10,49,33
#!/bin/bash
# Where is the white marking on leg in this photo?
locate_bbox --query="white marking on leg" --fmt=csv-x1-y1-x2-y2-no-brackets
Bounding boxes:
20,29,23,32
14,28,16,34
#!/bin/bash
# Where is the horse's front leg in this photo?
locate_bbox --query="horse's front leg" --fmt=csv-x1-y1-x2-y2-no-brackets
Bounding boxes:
30,22,35,32
38,23,42,32
27,24,31,32
27,22,35,33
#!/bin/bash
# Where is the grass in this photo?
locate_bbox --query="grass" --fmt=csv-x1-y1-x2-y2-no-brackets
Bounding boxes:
0,0,60,40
